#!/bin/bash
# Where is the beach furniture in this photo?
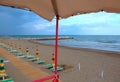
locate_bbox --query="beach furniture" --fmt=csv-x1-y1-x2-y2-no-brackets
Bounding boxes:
0,43,2,46
45,64,53,69
0,71,14,82
7,48,14,51
44,53,55,69
23,48,35,58
0,58,14,82
30,49,46,64
15,52,25,58
28,55,46,63
25,48,29,55
28,57,39,62
0,73,10,80
0,78,14,82
12,51,25,58
44,53,54,69
51,67,63,72
9,49,18,53
34,60,45,64
0,58,4,62
45,64,63,71
28,56,45,63
44,53,63,71
13,51,22,55
24,54,35,59
3,46,9,49
15,52,23,56
0,60,9,81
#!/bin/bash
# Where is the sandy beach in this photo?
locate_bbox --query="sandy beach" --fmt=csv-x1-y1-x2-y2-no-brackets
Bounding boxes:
0,38,120,82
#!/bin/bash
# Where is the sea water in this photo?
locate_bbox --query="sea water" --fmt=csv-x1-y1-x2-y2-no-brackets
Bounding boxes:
38,35,120,52
2,35,120,52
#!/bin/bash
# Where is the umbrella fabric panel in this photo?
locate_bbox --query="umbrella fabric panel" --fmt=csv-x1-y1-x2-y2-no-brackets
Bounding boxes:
0,0,120,21
0,0,55,21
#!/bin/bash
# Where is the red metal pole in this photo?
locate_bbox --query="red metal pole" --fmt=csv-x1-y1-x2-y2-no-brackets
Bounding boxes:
54,15,59,82
32,16,59,82
33,74,55,82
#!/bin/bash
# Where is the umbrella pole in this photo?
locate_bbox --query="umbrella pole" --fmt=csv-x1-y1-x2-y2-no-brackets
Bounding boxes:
54,15,59,82
32,16,59,82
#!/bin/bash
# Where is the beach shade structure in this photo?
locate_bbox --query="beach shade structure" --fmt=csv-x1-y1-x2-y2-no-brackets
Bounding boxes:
45,53,55,69
23,48,35,58
0,0,120,82
0,59,14,82
0,59,6,80
0,58,14,82
30,49,40,61
34,49,46,64
45,53,63,72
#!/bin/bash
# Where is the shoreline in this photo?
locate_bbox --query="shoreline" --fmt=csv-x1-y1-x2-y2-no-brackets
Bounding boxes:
1,35,120,53
29,39,120,56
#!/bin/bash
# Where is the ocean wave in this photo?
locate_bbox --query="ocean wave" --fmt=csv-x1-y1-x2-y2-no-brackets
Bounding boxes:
96,40,118,43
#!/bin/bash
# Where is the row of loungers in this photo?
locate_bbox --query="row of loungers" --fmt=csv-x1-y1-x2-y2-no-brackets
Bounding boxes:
0,43,63,72
0,57,14,82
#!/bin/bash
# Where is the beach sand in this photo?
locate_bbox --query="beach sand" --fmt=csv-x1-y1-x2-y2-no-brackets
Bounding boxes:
0,38,120,82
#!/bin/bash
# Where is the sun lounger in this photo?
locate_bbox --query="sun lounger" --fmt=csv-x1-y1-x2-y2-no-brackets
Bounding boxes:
7,48,13,51
26,56,35,59
24,55,35,59
0,77,14,82
44,63,63,71
0,57,4,61
9,50,18,53
51,67,63,72
34,60,45,64
14,52,23,56
28,57,38,61
0,58,9,63
45,64,53,69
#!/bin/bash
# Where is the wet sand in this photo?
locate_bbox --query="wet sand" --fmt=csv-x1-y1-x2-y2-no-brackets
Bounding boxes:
0,38,120,82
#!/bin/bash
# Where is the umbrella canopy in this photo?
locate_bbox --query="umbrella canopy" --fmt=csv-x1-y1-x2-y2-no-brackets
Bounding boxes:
0,0,120,21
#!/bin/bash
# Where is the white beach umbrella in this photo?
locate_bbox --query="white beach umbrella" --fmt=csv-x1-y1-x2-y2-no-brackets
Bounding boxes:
0,0,120,21
0,0,120,82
